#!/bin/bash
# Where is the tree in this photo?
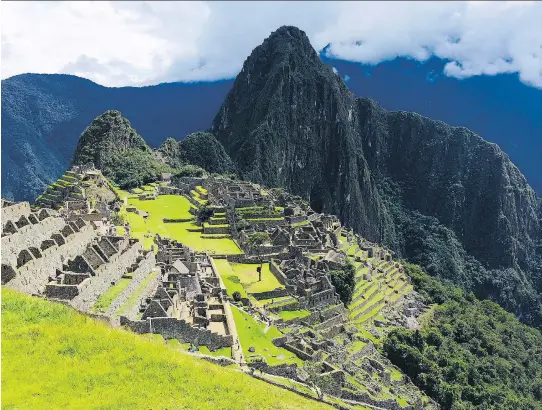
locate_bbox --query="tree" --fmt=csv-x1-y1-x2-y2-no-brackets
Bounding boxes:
110,212,124,226
232,291,242,302
197,205,213,224
246,232,271,281
328,262,356,305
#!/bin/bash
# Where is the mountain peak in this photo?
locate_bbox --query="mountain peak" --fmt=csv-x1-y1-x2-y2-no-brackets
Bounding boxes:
72,110,149,169
238,25,321,78
265,25,311,44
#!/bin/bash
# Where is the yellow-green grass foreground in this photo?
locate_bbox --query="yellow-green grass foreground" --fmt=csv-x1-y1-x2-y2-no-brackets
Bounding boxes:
1,288,331,410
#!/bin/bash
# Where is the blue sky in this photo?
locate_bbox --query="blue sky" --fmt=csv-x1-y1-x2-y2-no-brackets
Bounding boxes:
2,1,542,89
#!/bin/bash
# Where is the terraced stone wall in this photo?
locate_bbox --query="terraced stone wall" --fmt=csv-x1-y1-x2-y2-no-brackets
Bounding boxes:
1,202,31,229
1,216,66,266
6,224,97,294
250,288,289,301
70,241,144,312
121,316,233,350
106,252,157,316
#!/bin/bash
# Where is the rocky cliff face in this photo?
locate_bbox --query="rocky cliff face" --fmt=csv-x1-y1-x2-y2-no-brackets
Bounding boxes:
212,26,386,240
212,26,542,326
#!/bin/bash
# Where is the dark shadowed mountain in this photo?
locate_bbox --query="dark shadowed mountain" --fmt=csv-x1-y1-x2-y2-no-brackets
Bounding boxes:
322,55,542,195
212,26,542,328
2,50,541,202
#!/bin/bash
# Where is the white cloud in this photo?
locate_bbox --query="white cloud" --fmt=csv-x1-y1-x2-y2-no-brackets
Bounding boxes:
2,1,541,88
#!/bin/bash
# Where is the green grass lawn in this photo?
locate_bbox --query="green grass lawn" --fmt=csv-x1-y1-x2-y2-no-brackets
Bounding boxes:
91,277,132,314
213,259,248,299
278,309,311,322
199,346,232,358
231,306,302,366
1,288,329,410
165,222,241,254
128,194,192,220
230,263,284,293
120,193,242,255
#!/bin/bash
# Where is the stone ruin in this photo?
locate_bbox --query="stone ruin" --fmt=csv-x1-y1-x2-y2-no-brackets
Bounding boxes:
1,172,436,408
1,198,154,314
268,254,341,311
120,236,234,351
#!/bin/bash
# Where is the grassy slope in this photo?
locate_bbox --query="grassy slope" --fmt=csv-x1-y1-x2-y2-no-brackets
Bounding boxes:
1,288,330,410
214,259,248,298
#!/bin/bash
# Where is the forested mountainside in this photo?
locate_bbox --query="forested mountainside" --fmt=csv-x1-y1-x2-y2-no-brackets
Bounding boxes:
1,74,232,201
158,132,236,174
385,264,542,410
212,26,542,328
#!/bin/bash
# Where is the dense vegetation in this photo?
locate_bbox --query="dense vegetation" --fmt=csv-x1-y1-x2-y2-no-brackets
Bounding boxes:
384,264,542,410
329,262,356,305
1,288,330,410
159,132,236,175
103,148,173,189
381,183,542,329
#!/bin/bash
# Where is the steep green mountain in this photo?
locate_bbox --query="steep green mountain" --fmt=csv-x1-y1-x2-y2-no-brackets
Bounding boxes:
212,26,542,327
72,110,172,189
159,132,236,174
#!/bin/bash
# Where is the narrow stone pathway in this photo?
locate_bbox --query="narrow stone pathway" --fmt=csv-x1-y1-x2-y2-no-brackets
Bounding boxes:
224,303,248,369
